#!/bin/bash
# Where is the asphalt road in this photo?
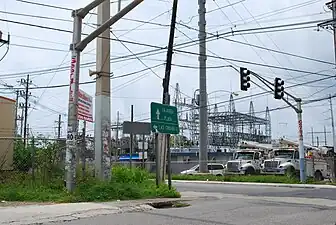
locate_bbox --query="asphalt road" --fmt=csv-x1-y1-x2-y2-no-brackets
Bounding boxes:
174,181,336,200
48,183,336,225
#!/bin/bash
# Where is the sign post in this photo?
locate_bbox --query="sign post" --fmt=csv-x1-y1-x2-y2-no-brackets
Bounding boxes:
150,102,179,189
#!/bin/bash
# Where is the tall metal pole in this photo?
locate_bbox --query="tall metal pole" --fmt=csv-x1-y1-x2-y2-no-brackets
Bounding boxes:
198,0,208,173
65,11,82,192
297,99,306,183
130,105,134,168
157,0,178,185
23,74,29,148
94,0,111,180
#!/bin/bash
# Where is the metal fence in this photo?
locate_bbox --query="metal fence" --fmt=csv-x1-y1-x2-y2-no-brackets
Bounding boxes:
1,136,336,184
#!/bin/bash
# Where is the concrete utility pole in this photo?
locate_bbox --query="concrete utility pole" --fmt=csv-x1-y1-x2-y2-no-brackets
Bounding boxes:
94,0,112,180
65,0,144,192
198,0,208,173
296,100,306,182
329,95,336,153
156,0,179,186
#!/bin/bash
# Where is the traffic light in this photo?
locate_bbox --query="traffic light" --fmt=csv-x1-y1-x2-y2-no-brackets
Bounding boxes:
240,67,251,91
274,77,284,99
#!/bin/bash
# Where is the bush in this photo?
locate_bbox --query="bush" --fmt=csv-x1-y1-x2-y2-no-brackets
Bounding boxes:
0,166,180,203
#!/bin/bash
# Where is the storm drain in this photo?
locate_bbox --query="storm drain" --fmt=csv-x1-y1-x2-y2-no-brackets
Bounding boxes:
148,201,190,209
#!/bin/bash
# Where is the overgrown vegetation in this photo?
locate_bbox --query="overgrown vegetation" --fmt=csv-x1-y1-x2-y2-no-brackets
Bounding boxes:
0,139,180,202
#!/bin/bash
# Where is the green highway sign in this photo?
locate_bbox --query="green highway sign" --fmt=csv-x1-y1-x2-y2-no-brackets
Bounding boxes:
150,102,179,134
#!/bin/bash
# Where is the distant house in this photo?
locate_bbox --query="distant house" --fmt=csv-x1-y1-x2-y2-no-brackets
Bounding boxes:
0,96,15,170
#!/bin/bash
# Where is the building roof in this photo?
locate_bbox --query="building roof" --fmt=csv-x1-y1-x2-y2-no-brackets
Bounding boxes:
0,96,15,103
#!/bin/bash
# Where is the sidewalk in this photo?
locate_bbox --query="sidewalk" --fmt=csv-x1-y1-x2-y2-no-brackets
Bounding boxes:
171,179,336,189
0,198,185,225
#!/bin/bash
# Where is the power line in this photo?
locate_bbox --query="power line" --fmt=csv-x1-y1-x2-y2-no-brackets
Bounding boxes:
15,0,170,26
174,49,336,78
0,63,164,90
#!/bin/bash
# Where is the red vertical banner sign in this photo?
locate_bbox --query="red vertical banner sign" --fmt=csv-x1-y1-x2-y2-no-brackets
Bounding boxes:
77,89,93,122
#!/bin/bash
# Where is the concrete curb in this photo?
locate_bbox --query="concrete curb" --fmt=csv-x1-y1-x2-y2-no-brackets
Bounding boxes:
0,198,186,225
171,179,336,189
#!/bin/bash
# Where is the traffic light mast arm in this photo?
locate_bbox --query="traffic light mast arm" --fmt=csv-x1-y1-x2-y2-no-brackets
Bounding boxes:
250,71,298,100
250,71,302,113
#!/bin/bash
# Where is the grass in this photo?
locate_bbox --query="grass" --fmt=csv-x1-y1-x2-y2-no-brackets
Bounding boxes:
0,166,180,203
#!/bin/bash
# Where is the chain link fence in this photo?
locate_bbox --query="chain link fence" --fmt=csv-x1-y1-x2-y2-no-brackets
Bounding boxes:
1,135,336,184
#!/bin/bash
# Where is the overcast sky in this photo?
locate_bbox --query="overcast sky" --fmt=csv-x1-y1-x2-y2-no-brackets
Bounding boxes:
0,0,335,145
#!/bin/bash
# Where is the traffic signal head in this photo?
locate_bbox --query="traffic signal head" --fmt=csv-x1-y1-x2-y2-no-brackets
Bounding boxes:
240,67,251,91
274,77,284,100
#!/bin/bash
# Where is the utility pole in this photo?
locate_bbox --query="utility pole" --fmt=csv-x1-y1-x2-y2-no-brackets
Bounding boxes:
130,105,134,168
94,0,111,181
65,0,144,192
56,114,62,140
20,107,24,137
156,0,178,187
14,90,19,136
311,127,314,146
116,111,120,158
22,75,31,148
324,126,327,146
198,0,208,173
329,94,336,182
142,134,145,168
329,95,336,152
81,121,86,177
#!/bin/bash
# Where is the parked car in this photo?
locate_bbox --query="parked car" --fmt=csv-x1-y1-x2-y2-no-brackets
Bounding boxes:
180,163,225,176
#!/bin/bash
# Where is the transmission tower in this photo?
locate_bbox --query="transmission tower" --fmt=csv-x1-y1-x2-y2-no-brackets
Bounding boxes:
265,106,271,143
249,101,255,135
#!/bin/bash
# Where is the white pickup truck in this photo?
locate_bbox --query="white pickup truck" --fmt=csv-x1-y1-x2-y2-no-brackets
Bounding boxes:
180,163,225,176
224,150,264,175
261,148,331,180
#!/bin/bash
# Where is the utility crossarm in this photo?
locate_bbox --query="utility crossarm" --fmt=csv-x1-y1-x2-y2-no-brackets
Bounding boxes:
76,0,144,51
76,0,107,18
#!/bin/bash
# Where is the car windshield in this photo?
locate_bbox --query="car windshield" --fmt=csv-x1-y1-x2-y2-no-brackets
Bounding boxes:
274,150,294,158
189,165,199,170
235,152,254,160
